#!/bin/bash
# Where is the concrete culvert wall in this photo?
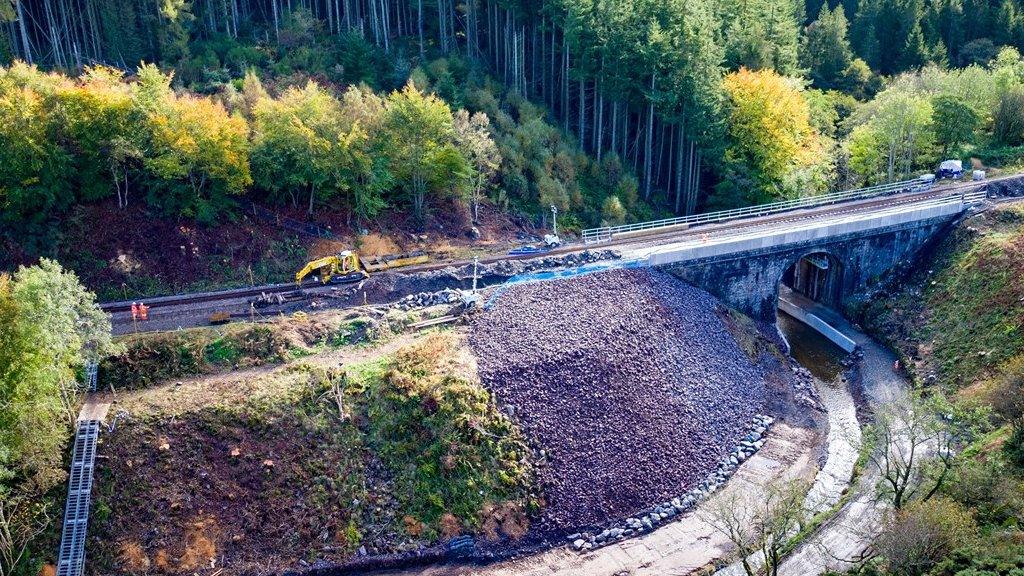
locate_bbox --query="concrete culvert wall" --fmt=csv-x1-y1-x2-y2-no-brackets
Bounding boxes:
469,268,778,533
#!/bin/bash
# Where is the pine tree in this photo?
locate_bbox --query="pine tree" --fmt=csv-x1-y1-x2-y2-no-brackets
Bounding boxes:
801,4,855,89
900,21,929,70
994,0,1019,48
720,0,802,75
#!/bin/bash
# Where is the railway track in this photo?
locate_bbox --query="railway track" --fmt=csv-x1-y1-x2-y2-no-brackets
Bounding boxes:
100,176,1002,316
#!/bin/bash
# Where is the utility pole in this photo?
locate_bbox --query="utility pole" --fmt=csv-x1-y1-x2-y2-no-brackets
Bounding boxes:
472,257,479,293
550,204,558,236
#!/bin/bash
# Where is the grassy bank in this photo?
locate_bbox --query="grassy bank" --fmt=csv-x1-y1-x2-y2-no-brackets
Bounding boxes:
852,202,1024,576
100,311,396,389
88,332,535,574
856,204,1024,391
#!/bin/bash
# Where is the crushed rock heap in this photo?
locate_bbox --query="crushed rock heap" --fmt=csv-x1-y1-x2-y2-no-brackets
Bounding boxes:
469,267,778,532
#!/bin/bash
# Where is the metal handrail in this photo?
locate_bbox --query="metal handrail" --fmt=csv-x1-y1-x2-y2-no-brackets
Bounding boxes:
581,179,932,244
645,193,973,252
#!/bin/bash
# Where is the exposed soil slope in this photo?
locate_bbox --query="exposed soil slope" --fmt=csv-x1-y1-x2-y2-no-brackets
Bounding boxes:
470,268,790,534
88,334,534,576
3,198,522,301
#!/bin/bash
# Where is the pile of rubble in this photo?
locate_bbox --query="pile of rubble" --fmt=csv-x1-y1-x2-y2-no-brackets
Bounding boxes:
569,414,775,552
391,289,466,311
470,268,779,533
791,365,825,410
329,250,622,309
482,250,622,277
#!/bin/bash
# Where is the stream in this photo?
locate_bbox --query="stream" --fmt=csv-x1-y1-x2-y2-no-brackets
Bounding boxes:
777,310,848,381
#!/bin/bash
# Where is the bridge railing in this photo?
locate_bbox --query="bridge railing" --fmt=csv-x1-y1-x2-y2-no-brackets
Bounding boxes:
581,178,931,244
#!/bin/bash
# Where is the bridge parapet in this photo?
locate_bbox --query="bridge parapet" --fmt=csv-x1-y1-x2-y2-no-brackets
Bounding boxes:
655,196,971,322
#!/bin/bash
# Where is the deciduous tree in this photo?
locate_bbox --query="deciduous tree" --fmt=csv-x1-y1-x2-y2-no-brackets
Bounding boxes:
0,259,114,576
380,82,468,223
144,94,251,223
702,479,810,576
931,94,978,156
454,109,500,222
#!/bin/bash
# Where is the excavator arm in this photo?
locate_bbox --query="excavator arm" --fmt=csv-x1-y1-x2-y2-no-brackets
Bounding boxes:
295,256,340,285
295,253,368,285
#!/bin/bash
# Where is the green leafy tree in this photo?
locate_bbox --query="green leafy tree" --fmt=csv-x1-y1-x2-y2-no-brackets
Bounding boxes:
144,94,251,223
601,195,627,225
380,82,469,223
848,87,934,183
931,94,978,156
0,259,114,576
0,63,70,235
54,66,142,205
862,391,984,510
454,109,500,223
251,81,346,214
993,87,1024,145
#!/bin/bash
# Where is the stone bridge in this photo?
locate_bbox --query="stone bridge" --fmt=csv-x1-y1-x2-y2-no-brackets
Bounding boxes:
636,198,974,322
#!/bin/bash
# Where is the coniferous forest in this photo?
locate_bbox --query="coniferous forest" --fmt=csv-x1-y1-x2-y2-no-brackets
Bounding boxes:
2,0,1024,253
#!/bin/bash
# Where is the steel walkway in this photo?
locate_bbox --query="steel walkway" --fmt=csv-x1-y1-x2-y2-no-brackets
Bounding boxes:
56,419,101,576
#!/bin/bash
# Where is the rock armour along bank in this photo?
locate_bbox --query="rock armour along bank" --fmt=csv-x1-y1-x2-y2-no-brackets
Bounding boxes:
469,268,777,533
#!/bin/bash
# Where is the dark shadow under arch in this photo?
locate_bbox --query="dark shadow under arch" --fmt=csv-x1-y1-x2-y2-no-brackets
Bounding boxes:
780,251,844,308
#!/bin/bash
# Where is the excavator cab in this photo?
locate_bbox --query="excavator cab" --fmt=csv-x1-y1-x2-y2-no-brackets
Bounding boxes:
295,251,368,285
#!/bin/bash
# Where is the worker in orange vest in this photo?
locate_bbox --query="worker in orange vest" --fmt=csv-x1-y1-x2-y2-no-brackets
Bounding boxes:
138,302,149,321
131,302,139,321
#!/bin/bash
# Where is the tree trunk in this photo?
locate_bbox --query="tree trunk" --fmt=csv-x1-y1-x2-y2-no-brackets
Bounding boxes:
418,0,424,58
694,149,702,212
16,0,33,64
659,121,669,187
643,75,655,199
675,123,685,213
687,139,698,214
562,36,569,131
578,77,585,149
610,101,618,156
666,123,675,201
596,82,604,161
618,106,626,157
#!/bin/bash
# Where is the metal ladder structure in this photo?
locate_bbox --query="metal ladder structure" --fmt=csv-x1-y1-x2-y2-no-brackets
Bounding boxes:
56,419,101,576
83,361,98,392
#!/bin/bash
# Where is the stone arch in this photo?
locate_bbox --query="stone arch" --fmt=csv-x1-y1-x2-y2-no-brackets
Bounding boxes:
779,250,845,308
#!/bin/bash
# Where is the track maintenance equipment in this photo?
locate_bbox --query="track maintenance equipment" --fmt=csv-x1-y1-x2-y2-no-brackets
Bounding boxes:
295,250,430,285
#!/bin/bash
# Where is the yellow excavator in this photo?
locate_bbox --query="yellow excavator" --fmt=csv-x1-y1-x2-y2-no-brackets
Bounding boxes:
295,250,430,285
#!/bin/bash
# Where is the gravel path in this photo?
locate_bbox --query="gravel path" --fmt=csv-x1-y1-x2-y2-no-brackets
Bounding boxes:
469,268,776,533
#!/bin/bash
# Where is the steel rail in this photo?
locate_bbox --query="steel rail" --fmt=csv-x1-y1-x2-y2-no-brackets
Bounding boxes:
99,180,995,315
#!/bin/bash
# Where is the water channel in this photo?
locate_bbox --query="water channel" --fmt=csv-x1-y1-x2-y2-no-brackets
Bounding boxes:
777,310,848,381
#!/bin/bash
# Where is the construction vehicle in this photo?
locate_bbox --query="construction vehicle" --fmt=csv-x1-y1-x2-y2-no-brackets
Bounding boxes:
295,250,430,285
295,251,369,285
